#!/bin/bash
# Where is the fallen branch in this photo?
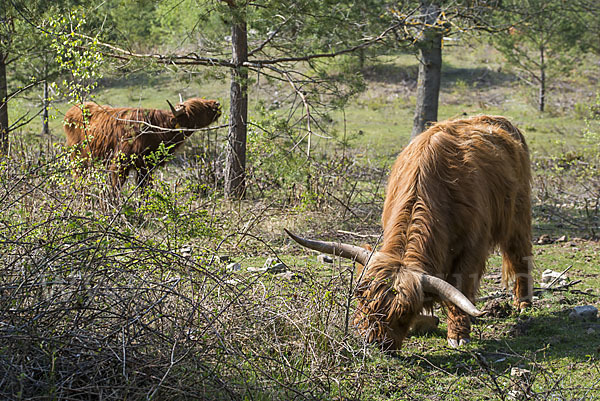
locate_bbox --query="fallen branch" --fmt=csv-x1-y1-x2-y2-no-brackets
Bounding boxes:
546,265,573,288
475,291,510,303
534,279,582,295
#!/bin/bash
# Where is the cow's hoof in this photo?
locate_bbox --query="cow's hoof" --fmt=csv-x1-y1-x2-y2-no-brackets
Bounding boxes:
448,338,470,348
515,300,532,311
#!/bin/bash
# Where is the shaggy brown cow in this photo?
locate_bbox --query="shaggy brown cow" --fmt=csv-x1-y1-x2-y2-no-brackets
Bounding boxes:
64,97,221,188
286,115,533,350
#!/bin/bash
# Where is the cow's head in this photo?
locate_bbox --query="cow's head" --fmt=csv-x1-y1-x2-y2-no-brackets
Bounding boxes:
167,98,221,130
284,229,483,350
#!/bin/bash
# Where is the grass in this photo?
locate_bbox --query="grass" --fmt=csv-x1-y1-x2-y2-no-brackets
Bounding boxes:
2,38,600,399
11,42,595,159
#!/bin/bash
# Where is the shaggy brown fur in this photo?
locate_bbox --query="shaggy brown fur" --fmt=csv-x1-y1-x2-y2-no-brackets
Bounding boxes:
354,115,532,350
64,98,221,188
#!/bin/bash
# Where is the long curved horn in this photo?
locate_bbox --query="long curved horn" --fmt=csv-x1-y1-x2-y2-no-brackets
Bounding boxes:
284,229,372,266
421,275,484,317
166,99,185,117
179,93,184,103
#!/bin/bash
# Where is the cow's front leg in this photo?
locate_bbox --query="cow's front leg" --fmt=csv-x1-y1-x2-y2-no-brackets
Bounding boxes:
109,159,128,190
446,303,471,348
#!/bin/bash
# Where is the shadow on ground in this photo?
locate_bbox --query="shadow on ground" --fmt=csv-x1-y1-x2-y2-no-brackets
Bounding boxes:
98,71,170,89
400,309,599,375
362,61,516,90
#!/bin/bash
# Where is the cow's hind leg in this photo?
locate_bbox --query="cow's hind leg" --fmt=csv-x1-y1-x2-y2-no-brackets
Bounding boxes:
501,192,533,310
501,234,533,311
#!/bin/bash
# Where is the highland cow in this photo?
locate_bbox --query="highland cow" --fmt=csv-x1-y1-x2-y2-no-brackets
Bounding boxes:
286,115,533,350
64,97,221,188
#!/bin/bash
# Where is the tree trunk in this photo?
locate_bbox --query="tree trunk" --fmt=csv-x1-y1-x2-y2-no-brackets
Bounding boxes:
224,8,248,200
538,44,545,113
411,3,443,139
0,52,8,154
41,79,50,136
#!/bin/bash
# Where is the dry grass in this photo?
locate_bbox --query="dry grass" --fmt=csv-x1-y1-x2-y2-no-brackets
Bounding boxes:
0,139,381,400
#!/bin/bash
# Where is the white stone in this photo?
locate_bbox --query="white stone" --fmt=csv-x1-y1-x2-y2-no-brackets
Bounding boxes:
263,257,277,268
541,269,568,287
275,271,303,281
510,367,531,378
541,269,560,283
317,254,334,264
226,262,241,272
247,262,287,274
179,246,192,257
247,266,268,273
267,262,287,273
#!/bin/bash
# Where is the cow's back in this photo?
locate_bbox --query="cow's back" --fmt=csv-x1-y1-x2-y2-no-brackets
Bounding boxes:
381,115,530,273
64,102,122,160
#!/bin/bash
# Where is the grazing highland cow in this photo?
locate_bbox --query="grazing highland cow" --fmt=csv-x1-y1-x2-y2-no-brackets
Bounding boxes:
286,115,533,350
64,97,221,188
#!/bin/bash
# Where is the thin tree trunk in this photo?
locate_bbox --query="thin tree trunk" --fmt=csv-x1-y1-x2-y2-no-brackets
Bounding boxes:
0,52,8,154
411,3,443,139
539,44,545,113
41,79,50,136
224,7,248,200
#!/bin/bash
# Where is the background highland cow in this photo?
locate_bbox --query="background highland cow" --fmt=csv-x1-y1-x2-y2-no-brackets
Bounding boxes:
64,97,221,188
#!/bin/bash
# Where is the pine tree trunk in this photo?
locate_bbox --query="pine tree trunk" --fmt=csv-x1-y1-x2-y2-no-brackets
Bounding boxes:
41,80,50,136
539,44,545,113
224,8,248,200
0,52,9,154
411,3,443,139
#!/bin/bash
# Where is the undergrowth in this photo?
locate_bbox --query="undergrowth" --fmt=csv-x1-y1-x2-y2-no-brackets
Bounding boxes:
1,122,600,399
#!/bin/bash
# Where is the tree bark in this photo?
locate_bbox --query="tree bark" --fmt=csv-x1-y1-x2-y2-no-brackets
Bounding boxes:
0,52,8,154
411,3,443,139
539,44,545,112
224,6,248,200
41,79,50,136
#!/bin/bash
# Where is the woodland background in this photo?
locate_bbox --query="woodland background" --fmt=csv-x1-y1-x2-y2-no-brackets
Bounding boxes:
1,0,600,399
